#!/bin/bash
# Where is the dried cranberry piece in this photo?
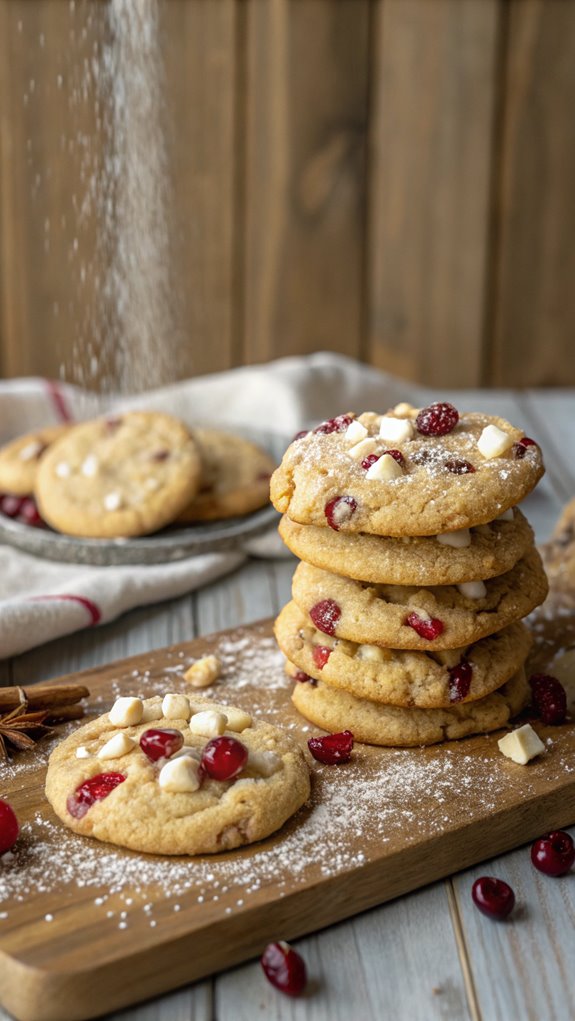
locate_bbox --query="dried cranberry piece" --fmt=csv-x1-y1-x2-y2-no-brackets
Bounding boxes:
513,437,537,459
312,645,332,669
151,449,170,462
201,736,248,781
309,598,341,636
324,495,357,531
529,673,567,725
0,495,25,518
67,772,126,819
139,728,184,762
0,799,20,855
314,414,354,435
405,612,444,641
104,416,123,433
261,941,307,997
531,831,575,877
416,402,459,437
362,449,405,471
18,498,44,527
448,660,473,702
444,459,476,475
308,730,354,765
293,669,316,686
472,877,515,920
292,429,309,442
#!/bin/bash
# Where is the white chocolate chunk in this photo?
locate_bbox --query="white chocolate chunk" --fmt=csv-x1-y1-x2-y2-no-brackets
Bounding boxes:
75,745,91,759
55,461,71,478
98,732,135,760
103,491,122,511
356,644,389,663
159,755,201,793
81,454,99,477
142,701,164,723
348,437,378,461
366,452,403,481
393,402,416,417
162,693,191,721
248,750,282,777
457,580,487,599
498,724,545,765
19,441,43,461
409,605,431,621
378,416,414,443
436,528,471,549
109,696,144,727
189,710,228,738
223,706,252,732
477,424,514,459
496,507,515,522
184,654,222,689
345,420,368,444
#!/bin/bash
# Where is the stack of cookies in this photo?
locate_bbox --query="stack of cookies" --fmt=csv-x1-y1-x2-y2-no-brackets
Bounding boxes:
0,412,275,537
271,402,548,747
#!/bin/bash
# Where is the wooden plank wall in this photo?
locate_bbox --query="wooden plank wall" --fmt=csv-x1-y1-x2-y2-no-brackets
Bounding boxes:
0,0,573,391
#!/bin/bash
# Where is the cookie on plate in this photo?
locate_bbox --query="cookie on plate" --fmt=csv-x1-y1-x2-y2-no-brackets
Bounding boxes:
290,665,529,747
291,548,548,650
274,601,532,708
45,693,310,855
0,424,69,496
278,509,535,586
177,428,275,522
35,412,202,538
270,405,544,536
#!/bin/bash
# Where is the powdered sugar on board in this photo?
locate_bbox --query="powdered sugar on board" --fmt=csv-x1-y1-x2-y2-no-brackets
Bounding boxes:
1,624,575,937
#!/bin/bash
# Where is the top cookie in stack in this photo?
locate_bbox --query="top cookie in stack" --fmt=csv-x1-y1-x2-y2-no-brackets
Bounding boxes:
271,401,548,747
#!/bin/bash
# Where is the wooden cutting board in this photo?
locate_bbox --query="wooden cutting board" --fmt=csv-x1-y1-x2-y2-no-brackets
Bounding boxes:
1,617,575,1021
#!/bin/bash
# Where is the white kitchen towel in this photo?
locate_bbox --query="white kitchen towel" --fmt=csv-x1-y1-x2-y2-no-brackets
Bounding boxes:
0,352,421,659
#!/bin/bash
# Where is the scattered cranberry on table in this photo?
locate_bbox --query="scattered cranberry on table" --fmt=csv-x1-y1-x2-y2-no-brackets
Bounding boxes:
415,402,459,437
529,674,567,725
0,799,20,855
200,736,248,781
308,730,354,765
139,728,184,762
531,831,575,877
261,940,307,997
472,876,515,920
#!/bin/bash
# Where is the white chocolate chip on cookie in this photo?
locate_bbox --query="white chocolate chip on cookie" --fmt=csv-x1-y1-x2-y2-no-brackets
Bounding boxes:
378,416,414,443
477,425,514,459
158,755,201,793
162,693,191,720
109,696,144,727
98,732,135,760
189,710,228,738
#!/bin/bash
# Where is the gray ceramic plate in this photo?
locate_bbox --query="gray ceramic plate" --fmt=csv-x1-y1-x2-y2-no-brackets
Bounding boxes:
0,503,281,566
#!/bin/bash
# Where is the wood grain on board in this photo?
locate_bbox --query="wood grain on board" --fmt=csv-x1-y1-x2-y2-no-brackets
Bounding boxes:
242,0,369,365
366,0,500,387
1,619,575,1021
490,0,575,388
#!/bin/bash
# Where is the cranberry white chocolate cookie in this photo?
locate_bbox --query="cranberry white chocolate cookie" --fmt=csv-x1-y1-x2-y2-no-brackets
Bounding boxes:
291,548,548,650
35,412,202,538
275,601,532,708
290,665,529,747
0,424,69,496
177,428,275,522
278,509,535,586
45,694,310,855
270,405,544,536
541,496,575,596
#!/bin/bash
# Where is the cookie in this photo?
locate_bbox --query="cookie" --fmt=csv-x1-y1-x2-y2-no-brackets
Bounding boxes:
0,425,69,496
290,666,529,747
541,497,575,595
291,547,548,650
274,601,532,708
270,405,544,536
45,693,310,855
177,428,275,522
35,412,202,538
279,509,535,586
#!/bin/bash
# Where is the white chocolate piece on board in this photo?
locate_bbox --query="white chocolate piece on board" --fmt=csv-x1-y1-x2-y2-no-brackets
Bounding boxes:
477,424,514,459
183,655,222,689
159,755,201,793
189,710,228,738
162,693,191,720
498,724,545,765
109,696,144,727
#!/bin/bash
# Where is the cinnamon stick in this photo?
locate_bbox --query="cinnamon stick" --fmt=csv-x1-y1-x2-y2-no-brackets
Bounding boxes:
45,704,86,722
0,684,90,712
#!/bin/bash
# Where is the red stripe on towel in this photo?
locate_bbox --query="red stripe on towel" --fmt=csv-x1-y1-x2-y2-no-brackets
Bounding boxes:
43,379,73,423
29,594,102,626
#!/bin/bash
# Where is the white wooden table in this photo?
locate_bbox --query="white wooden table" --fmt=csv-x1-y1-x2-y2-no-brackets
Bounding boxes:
1,389,574,1021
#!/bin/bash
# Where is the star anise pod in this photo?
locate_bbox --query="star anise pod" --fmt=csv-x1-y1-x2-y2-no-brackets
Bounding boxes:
0,702,51,762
